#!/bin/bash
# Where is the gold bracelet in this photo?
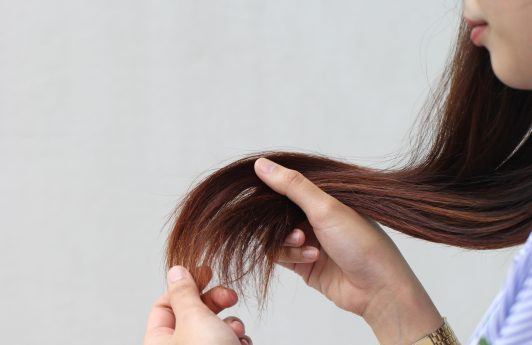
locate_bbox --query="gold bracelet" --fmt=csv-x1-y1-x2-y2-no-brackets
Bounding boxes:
412,317,461,345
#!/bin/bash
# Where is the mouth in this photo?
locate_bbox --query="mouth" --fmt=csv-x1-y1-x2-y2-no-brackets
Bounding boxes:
464,17,489,47
464,17,488,28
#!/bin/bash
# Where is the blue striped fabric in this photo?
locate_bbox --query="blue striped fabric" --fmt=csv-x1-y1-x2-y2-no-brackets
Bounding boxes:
467,231,532,345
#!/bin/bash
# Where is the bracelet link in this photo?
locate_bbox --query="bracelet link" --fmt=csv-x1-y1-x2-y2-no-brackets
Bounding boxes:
412,317,461,345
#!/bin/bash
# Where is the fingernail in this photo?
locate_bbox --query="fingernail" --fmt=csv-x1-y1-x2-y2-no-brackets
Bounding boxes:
168,265,187,282
303,248,318,259
257,158,277,174
241,340,249,345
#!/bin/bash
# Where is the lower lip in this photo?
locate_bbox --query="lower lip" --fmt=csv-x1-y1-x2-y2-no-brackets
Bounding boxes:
470,24,488,46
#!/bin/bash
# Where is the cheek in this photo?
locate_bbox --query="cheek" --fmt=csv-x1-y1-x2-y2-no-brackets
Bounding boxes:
500,0,532,37
482,1,532,89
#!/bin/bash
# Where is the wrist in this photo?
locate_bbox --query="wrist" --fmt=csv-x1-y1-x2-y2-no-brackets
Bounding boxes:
362,275,443,345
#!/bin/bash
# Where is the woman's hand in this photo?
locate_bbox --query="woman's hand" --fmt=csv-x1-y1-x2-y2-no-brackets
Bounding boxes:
143,265,253,345
254,157,443,345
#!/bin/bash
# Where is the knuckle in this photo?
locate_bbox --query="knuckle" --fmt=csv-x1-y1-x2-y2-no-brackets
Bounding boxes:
168,282,193,299
176,304,207,324
283,169,305,191
310,197,339,224
168,281,184,293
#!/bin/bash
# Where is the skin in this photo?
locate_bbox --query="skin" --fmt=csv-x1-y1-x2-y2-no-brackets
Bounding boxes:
143,158,442,345
254,158,443,345
144,3,532,344
463,0,532,89
144,265,253,345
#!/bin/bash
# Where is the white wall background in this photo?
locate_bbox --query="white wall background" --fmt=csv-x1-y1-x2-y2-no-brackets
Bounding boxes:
0,1,520,344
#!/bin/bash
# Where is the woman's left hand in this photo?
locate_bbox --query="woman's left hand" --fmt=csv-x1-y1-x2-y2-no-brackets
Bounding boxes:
143,265,253,345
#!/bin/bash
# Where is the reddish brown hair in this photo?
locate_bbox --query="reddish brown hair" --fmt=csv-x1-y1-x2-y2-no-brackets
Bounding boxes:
165,19,531,309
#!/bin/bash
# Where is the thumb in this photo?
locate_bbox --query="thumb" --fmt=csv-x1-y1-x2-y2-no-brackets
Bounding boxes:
167,265,210,322
254,157,352,229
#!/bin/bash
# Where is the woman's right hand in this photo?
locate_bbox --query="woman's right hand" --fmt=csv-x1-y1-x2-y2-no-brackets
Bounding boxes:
254,157,444,345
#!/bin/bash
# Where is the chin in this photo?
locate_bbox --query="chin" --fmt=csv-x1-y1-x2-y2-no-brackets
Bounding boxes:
489,49,532,90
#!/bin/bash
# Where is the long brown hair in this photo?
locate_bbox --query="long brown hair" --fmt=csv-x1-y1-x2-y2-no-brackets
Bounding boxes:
165,18,532,308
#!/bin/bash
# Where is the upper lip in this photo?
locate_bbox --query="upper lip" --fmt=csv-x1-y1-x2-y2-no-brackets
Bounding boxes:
464,17,488,28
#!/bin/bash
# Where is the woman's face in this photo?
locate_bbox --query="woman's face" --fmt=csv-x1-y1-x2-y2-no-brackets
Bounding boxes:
463,0,532,90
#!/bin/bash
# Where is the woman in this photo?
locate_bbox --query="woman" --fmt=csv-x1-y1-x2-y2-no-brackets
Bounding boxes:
143,0,531,344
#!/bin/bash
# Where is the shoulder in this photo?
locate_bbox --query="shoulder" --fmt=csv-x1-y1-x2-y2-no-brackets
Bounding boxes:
519,231,532,260
493,232,532,343
468,231,532,345
509,231,532,283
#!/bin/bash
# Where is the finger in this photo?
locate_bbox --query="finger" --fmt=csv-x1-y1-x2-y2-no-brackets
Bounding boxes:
201,285,238,314
277,245,320,263
295,219,321,248
275,258,317,285
240,335,253,345
223,316,245,338
254,157,348,228
144,291,175,338
167,265,210,324
282,228,306,247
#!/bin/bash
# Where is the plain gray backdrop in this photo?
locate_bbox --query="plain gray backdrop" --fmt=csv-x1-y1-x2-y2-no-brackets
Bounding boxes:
0,1,521,344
